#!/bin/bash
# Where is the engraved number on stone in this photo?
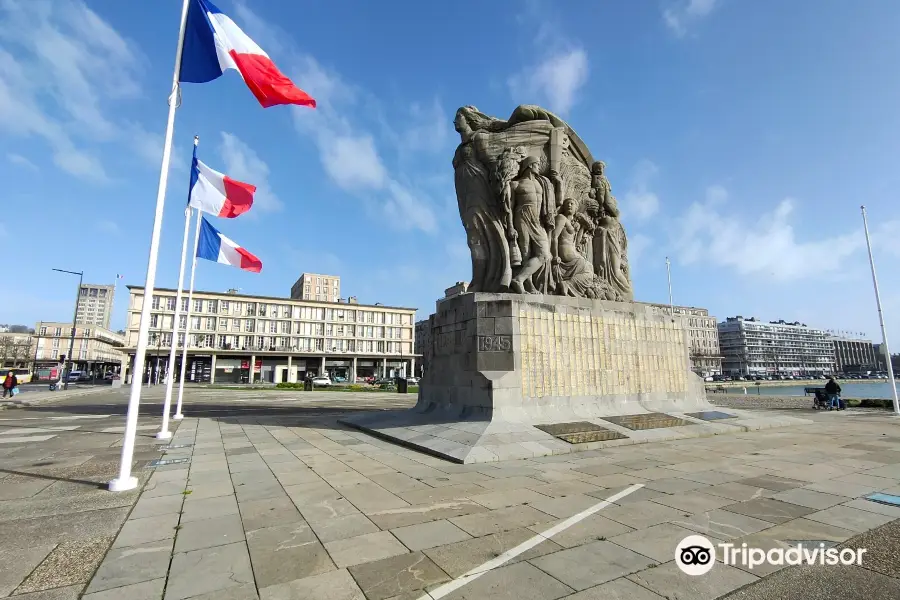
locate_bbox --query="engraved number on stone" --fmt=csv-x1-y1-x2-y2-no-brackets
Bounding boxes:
478,335,512,352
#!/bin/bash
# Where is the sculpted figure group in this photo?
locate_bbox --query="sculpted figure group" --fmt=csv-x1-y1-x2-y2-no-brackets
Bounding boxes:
453,104,633,301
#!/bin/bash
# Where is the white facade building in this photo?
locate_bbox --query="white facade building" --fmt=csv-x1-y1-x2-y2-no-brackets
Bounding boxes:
123,286,416,385
718,317,834,376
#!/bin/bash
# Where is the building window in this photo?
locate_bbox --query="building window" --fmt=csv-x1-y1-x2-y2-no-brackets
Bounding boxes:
51,349,58,359
166,298,176,311
194,299,203,313
191,317,201,330
219,318,228,331
204,317,214,330
245,319,254,332
152,296,161,309
179,315,187,329
220,300,229,313
281,321,290,334
177,333,185,347
181,298,189,312
207,300,217,313
269,321,277,333
232,319,240,332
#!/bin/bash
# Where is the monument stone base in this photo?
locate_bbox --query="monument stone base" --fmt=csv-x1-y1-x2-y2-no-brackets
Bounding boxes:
341,293,809,463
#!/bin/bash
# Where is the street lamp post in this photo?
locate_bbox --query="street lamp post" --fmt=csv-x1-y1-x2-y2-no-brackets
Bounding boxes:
53,269,83,390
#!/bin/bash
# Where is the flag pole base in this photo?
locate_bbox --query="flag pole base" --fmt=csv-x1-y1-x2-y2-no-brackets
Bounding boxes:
108,476,139,492
173,413,184,421
155,430,173,440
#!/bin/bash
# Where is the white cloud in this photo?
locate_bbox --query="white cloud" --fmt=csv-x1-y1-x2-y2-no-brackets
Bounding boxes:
0,0,143,181
621,159,660,221
318,133,387,192
508,48,589,115
96,220,120,236
671,185,865,280
393,98,452,155
7,153,38,171
218,132,282,212
383,181,437,233
869,218,900,259
663,0,720,37
627,233,653,272
228,5,439,234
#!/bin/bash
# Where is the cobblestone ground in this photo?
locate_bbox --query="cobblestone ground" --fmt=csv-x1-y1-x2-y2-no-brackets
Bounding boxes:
1,388,898,600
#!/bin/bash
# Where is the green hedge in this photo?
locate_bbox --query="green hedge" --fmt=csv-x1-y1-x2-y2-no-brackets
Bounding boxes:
844,398,896,409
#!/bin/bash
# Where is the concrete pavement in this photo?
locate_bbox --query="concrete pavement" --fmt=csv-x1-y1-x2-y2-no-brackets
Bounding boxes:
1,388,899,599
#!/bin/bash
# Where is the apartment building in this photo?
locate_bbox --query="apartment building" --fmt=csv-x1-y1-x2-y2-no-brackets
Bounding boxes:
32,322,125,376
644,303,723,376
718,316,834,376
123,286,416,384
75,284,116,329
828,335,877,374
0,332,34,369
414,317,433,377
290,273,341,303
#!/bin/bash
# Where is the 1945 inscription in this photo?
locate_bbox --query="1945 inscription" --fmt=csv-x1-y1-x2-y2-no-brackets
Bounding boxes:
478,335,512,352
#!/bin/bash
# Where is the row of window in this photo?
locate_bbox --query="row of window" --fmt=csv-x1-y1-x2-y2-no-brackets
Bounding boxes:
38,326,92,337
146,296,409,324
146,313,407,339
80,288,109,297
146,332,409,354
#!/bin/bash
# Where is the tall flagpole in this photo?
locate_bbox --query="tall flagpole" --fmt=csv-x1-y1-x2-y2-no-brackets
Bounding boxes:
157,137,198,439
174,211,202,420
861,205,900,416
665,256,674,318
109,0,192,492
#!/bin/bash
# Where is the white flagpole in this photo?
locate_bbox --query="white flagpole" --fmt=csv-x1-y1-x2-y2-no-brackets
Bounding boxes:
157,135,198,439
861,205,900,416
109,0,192,492
174,210,202,420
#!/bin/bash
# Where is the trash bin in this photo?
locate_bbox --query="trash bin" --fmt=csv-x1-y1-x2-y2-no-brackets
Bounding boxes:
396,377,408,394
304,380,313,391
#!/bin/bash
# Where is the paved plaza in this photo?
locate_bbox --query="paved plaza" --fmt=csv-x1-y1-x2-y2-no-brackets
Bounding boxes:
1,388,899,599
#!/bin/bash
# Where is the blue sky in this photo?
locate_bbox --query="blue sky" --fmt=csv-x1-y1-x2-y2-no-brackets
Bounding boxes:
2,0,899,345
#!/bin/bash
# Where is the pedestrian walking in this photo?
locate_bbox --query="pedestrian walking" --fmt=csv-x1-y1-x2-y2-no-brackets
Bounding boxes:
825,375,842,410
2,370,17,399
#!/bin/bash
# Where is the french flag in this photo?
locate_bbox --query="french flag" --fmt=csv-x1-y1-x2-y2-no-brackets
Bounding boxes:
180,0,316,109
188,149,255,218
196,217,262,272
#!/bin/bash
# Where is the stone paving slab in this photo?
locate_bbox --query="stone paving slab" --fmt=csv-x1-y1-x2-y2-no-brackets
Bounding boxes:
10,388,895,600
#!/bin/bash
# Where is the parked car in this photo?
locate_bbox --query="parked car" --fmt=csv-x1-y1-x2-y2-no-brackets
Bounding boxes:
407,377,420,385
66,371,83,382
311,376,331,387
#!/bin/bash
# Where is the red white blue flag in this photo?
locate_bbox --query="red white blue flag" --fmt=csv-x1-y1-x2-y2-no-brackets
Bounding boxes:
196,217,262,273
188,145,255,218
180,0,316,109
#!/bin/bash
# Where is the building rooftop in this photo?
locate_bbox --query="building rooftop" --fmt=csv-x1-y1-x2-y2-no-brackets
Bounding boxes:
126,285,416,313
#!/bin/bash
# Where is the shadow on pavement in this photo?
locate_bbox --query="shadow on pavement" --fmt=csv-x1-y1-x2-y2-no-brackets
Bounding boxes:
0,467,107,489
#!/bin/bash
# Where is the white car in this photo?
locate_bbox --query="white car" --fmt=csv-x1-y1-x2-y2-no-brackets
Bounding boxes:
311,376,331,387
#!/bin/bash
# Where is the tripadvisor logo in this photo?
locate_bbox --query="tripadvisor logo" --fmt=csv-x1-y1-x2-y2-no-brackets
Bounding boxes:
675,535,867,575
675,535,715,576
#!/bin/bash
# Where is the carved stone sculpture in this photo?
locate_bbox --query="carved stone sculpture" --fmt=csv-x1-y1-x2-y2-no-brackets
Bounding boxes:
452,104,634,301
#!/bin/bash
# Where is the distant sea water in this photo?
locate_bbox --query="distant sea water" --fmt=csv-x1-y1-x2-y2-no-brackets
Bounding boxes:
743,381,900,399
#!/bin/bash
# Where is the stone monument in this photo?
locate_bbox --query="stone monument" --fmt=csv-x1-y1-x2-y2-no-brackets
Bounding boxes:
341,105,807,463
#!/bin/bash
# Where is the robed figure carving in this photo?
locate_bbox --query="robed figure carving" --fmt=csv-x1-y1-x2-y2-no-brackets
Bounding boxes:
452,104,634,301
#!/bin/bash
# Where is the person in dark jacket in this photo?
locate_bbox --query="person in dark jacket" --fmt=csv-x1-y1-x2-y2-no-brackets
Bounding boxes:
825,375,842,410
2,371,17,398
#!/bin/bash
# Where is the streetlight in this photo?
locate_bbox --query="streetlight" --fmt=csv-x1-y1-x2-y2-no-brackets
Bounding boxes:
52,268,83,390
